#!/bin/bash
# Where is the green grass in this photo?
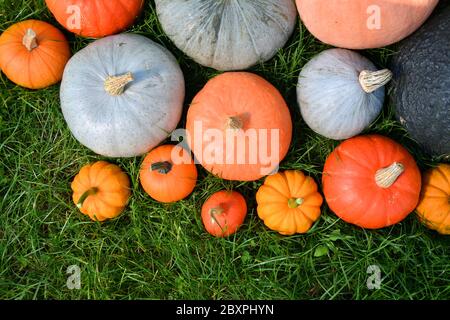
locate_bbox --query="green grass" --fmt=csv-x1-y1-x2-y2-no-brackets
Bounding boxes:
0,0,449,300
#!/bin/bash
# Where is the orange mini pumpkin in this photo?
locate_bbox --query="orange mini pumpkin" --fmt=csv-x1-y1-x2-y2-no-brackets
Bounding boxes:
0,20,70,89
416,164,450,235
140,145,197,203
71,161,131,221
256,170,323,235
186,72,292,181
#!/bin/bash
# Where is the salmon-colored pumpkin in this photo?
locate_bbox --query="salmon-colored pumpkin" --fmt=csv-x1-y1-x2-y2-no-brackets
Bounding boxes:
296,0,439,49
323,135,421,229
45,0,144,38
186,72,292,181
416,164,450,235
140,145,197,203
256,170,323,235
0,20,70,89
71,161,131,221
201,190,247,237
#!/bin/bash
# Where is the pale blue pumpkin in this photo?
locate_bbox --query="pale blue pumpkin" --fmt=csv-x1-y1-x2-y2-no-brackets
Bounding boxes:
60,34,185,157
155,0,297,71
297,48,392,140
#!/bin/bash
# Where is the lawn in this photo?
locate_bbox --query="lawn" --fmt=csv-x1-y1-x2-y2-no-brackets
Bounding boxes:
0,0,449,300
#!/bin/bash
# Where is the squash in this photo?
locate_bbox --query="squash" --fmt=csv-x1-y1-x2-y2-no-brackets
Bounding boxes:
140,145,197,203
416,164,450,235
391,5,450,157
296,0,439,49
256,170,323,235
297,48,391,140
322,134,421,229
45,0,144,38
60,33,185,158
155,0,297,71
186,72,292,181
0,20,70,89
71,161,131,221
201,190,247,237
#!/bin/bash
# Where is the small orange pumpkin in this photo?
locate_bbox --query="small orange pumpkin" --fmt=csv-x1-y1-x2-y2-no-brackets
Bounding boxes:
140,145,197,203
71,161,131,221
416,164,450,235
256,170,323,235
0,20,70,89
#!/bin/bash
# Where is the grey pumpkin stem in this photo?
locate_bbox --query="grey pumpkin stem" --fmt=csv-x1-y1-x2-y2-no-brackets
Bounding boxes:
375,162,405,188
104,72,134,96
23,28,38,51
225,116,244,131
359,69,393,93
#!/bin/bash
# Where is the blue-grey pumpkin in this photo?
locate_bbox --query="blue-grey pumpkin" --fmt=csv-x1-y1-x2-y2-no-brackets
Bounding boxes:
60,34,185,158
297,48,392,140
155,0,297,71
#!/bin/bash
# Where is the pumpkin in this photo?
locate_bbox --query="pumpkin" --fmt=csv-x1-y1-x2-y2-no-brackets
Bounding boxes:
71,161,131,221
0,20,70,89
416,164,450,235
45,0,144,38
155,0,297,71
60,33,185,158
186,72,292,181
391,5,450,157
322,135,421,229
140,145,197,203
201,190,247,237
256,170,323,235
297,48,392,140
296,0,439,49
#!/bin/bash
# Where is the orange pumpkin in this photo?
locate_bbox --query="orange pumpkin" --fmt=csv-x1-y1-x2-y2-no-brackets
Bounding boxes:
416,164,450,235
296,0,439,49
140,145,197,203
322,135,421,229
71,161,131,221
45,0,144,38
256,170,323,235
0,20,70,89
186,72,292,181
201,190,247,237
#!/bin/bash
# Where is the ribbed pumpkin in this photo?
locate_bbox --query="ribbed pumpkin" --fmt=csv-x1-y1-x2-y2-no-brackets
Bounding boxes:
0,20,70,89
323,135,421,229
60,33,185,157
186,72,292,181
256,170,323,235
296,0,439,49
297,48,391,140
72,161,131,221
416,164,450,235
45,0,144,38
140,145,197,203
155,0,297,71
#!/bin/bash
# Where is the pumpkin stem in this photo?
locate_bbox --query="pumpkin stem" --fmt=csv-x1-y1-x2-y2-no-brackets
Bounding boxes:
151,161,173,174
22,28,38,51
104,72,134,96
209,206,226,232
77,187,99,209
375,162,405,188
359,69,393,93
225,116,244,131
288,197,304,209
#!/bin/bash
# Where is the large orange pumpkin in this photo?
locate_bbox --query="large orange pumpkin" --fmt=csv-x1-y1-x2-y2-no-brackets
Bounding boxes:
72,161,131,221
256,170,323,235
45,0,144,38
322,135,421,229
296,0,439,49
0,20,70,89
186,72,292,181
140,145,197,203
416,164,450,235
